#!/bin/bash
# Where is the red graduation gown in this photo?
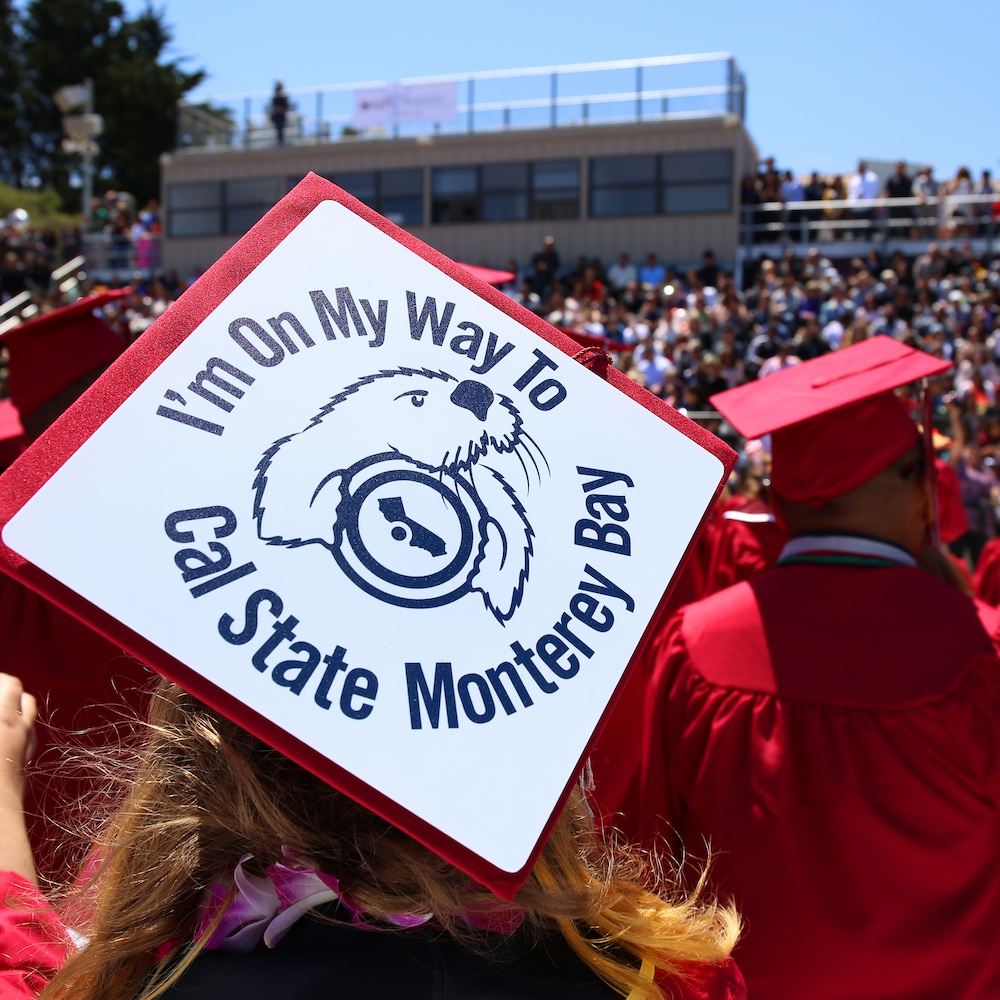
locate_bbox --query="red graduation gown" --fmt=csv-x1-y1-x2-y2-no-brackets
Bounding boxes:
701,502,788,596
587,554,703,828
935,457,968,545
0,574,151,878
640,559,1000,1000
974,537,1000,606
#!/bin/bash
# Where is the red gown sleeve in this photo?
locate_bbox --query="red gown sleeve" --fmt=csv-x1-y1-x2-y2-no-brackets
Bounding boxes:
0,872,70,998
974,538,1000,606
637,612,690,847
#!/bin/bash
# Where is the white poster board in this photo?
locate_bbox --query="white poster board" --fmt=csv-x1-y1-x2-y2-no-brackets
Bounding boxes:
0,181,729,893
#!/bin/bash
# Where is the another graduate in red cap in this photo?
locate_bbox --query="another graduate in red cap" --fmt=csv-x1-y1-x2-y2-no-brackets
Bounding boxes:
635,337,1000,1000
0,292,151,878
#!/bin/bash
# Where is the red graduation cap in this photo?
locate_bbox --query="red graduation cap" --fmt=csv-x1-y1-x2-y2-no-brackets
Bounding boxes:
0,399,26,468
455,262,516,286
710,338,952,505
1,290,130,419
0,175,735,899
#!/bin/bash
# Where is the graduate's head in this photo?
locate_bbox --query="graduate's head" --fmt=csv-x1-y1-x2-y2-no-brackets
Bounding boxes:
773,438,934,557
44,678,737,1000
711,339,951,555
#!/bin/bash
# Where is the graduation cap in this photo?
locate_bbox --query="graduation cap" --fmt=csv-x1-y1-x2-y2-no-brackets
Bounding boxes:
710,338,951,505
0,176,733,898
0,399,26,468
1,290,130,420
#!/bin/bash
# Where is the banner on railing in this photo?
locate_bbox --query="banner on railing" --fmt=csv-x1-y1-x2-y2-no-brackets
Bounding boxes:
354,82,458,128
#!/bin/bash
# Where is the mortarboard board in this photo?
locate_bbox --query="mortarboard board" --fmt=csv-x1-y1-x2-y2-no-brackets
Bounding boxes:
0,174,733,898
1,290,130,419
710,338,952,505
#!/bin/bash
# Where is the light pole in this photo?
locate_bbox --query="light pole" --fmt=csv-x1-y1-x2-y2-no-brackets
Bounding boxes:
54,79,103,219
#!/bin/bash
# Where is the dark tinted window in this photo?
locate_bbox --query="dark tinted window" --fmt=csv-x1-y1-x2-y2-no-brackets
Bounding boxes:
481,162,529,190
590,156,656,186
533,160,579,190
432,167,477,196
432,160,579,224
332,172,378,201
380,168,423,197
226,177,281,205
168,178,281,237
660,151,731,183
588,151,733,218
168,182,222,211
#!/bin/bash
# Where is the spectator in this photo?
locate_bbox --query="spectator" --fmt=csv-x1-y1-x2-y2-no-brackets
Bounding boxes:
885,160,915,238
696,250,721,289
975,170,995,235
758,340,801,377
820,175,847,240
270,80,290,145
912,166,941,237
781,171,806,240
794,313,830,360
529,235,560,298
606,252,637,291
639,253,666,290
945,166,976,238
847,160,881,236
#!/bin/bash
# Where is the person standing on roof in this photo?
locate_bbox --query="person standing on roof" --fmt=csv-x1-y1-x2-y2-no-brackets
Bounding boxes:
269,81,290,146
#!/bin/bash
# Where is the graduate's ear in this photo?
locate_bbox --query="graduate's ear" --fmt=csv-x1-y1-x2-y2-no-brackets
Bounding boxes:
253,433,344,547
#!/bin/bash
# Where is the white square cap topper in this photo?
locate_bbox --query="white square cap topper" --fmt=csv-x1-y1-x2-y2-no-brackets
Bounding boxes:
0,175,733,896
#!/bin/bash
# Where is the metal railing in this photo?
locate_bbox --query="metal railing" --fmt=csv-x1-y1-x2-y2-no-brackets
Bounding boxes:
0,254,89,334
739,193,997,252
176,53,746,152
80,232,161,275
0,236,158,333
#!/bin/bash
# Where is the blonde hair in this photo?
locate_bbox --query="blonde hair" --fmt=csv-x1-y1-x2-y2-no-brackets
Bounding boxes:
42,680,738,1000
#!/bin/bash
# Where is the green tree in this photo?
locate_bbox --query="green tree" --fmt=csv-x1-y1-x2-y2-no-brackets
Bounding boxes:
14,0,204,208
0,0,27,187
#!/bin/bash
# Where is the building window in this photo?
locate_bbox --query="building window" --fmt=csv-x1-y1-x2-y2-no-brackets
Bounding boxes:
168,177,282,237
481,162,529,222
167,181,223,237
432,167,479,223
532,160,580,220
660,152,732,213
431,160,580,224
588,151,732,218
327,168,424,226
224,177,282,235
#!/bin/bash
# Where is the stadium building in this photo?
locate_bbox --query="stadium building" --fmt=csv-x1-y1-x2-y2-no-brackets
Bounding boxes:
159,54,755,277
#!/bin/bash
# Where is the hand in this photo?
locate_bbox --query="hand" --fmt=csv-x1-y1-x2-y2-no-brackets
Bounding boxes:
0,674,36,803
0,674,39,885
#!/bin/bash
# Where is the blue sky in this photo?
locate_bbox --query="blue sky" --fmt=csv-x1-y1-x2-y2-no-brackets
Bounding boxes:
130,0,998,179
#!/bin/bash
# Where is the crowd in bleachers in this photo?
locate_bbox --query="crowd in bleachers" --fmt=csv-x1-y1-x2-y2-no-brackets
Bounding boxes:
0,191,162,307
504,233,1000,567
741,158,997,242
5,173,1000,569
2,161,1000,999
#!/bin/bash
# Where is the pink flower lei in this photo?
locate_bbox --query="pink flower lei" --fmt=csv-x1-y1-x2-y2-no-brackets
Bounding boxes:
194,853,522,954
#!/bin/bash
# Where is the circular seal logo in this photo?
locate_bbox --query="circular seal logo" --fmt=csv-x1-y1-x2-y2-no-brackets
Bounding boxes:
334,460,483,609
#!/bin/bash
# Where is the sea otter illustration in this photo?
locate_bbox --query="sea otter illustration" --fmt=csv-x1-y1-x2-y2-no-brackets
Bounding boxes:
252,367,548,623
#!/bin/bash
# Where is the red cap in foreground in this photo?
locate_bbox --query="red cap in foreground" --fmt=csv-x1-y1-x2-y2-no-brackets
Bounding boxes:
1,290,129,418
710,338,952,505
